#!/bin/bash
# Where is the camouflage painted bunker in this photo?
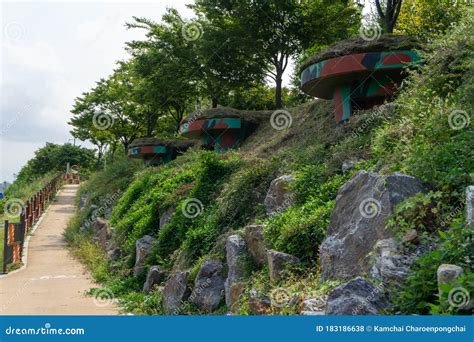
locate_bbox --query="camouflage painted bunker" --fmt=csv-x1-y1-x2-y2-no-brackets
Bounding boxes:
127,137,194,165
179,108,271,152
300,35,421,123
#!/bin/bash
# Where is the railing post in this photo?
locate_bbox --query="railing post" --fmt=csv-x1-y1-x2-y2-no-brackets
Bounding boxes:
3,220,8,274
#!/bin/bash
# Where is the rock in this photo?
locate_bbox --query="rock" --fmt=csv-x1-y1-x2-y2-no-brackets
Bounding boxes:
302,296,327,312
264,175,294,216
402,229,419,244
79,194,88,210
143,265,166,293
133,235,156,276
224,235,248,308
326,277,389,315
320,171,425,280
190,260,225,312
160,207,175,229
466,186,474,228
299,296,326,316
244,225,267,266
107,247,121,261
341,159,361,173
162,272,190,315
90,217,112,249
369,239,414,283
267,250,300,282
248,289,271,315
437,264,464,288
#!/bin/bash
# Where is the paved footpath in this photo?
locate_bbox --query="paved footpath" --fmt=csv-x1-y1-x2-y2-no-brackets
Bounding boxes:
0,184,117,315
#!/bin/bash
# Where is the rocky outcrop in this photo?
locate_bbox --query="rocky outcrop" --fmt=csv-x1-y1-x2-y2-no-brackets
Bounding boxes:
326,277,389,315
264,175,294,216
163,272,190,315
224,235,248,308
90,217,112,249
267,250,300,282
320,171,425,280
133,235,156,276
190,260,225,312
244,225,267,266
160,207,175,229
143,265,166,293
466,186,474,228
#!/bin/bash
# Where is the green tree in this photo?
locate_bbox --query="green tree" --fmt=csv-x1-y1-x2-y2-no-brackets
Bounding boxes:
193,0,361,108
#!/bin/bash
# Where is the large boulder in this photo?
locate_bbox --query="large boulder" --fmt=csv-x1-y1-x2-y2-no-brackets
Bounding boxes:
264,175,294,216
267,250,300,282
160,207,175,229
190,260,225,312
326,277,390,315
320,171,425,280
244,225,267,266
224,235,248,308
466,186,474,228
143,265,166,293
90,217,112,249
162,272,190,315
133,235,156,276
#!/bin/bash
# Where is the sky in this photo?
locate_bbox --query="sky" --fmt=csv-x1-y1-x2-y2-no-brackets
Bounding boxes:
0,0,196,182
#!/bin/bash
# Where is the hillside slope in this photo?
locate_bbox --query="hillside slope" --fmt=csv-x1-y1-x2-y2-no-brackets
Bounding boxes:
66,8,473,316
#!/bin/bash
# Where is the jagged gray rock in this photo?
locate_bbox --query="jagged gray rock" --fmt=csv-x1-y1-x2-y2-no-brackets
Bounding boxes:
244,225,267,266
133,235,156,276
326,277,390,315
320,171,425,280
163,272,190,315
160,207,175,229
224,235,248,308
143,265,166,293
267,250,300,282
264,175,294,216
190,260,225,312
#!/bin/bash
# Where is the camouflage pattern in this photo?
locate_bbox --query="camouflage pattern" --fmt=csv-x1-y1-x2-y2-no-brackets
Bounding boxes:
300,50,421,123
128,144,176,166
180,117,247,152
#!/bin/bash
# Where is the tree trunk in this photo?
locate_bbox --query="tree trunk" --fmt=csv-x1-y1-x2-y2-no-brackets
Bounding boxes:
275,75,283,108
212,97,218,108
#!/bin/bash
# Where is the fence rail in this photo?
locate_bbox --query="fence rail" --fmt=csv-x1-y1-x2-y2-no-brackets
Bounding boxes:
2,174,64,274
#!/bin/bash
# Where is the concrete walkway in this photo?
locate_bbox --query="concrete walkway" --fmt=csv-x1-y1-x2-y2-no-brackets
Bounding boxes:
0,184,118,315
